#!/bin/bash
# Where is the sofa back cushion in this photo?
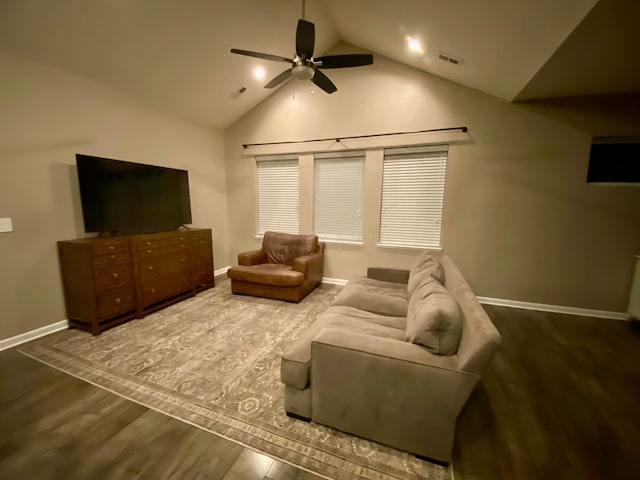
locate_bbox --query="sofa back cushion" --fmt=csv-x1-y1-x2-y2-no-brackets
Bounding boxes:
439,255,501,374
407,250,445,298
262,231,318,265
406,278,462,355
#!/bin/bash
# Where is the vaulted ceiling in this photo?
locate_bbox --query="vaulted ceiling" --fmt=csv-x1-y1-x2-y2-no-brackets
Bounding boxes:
1,0,637,129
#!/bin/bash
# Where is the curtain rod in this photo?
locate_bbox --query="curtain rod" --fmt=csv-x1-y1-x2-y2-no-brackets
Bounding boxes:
241,126,468,149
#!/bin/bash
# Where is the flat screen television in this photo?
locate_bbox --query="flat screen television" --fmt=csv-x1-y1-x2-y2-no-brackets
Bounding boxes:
587,136,640,185
76,154,192,235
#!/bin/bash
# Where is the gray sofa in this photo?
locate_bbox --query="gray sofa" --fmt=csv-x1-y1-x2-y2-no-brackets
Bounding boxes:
280,251,501,463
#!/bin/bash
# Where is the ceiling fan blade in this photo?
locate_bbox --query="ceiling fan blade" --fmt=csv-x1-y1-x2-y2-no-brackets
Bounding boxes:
296,19,315,58
316,54,374,69
311,69,337,94
230,49,292,63
264,69,293,89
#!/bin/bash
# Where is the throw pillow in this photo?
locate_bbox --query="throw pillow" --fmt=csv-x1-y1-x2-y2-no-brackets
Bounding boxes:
406,278,462,355
407,251,444,298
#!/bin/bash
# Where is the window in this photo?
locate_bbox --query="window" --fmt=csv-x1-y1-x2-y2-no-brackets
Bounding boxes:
256,155,299,234
314,151,364,243
379,145,448,249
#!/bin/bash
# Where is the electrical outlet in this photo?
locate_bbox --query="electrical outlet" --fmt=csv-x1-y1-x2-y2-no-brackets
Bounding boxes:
0,218,13,233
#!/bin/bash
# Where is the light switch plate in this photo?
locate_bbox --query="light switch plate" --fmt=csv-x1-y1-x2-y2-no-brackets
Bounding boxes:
0,218,13,233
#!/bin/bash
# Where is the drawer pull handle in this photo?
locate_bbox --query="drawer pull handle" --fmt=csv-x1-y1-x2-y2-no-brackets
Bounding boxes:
110,255,116,260
181,258,187,263
109,245,115,251
112,273,119,279
150,288,156,294
180,236,184,241
147,249,152,254
114,298,121,305
148,266,154,271
146,241,151,246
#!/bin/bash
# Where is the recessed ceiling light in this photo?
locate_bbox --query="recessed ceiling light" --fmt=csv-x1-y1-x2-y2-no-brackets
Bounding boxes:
406,35,424,55
253,67,266,80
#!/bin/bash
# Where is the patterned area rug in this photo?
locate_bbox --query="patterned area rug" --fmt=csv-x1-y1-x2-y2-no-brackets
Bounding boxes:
20,278,449,480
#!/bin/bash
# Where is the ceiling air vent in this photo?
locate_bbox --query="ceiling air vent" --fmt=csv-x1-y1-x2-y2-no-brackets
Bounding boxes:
438,52,463,66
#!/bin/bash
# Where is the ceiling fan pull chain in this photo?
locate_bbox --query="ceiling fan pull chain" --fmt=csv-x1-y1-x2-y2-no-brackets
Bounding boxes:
302,0,306,20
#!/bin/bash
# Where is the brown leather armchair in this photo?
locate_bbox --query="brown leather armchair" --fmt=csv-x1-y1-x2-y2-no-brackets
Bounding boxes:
227,231,324,302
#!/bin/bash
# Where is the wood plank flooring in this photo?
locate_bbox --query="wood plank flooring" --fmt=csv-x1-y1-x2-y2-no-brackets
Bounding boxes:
453,306,640,480
1,306,639,479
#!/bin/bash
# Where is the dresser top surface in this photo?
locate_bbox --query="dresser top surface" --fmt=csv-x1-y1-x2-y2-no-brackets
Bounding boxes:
59,228,211,245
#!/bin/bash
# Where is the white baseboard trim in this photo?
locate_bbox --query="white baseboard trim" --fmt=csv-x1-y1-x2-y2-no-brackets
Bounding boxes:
0,320,68,352
214,266,230,277
477,296,628,321
322,277,348,286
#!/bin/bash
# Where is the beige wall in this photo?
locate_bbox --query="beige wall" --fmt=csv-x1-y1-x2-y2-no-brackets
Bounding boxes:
0,50,228,341
224,44,640,312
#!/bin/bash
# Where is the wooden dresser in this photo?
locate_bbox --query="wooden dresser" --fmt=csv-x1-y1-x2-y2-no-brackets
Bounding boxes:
58,228,214,335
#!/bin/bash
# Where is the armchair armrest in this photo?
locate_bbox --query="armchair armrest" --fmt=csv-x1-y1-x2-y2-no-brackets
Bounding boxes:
292,252,324,283
310,328,478,461
367,267,410,284
238,249,267,266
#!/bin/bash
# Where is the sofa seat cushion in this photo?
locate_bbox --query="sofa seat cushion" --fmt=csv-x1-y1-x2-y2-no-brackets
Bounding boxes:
332,276,408,316
406,278,462,355
227,263,304,287
281,306,406,389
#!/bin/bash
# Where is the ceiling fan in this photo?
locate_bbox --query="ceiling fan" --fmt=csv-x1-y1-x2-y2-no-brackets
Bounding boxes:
230,1,373,94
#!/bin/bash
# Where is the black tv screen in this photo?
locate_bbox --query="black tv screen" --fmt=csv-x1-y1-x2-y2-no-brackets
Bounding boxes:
76,154,192,235
587,137,640,184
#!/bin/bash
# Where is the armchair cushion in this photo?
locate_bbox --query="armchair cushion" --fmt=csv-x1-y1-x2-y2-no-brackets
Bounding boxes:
226,264,304,287
263,231,318,264
406,278,462,355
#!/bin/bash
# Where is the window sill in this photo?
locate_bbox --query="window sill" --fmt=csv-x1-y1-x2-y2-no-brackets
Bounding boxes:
320,239,364,246
377,243,442,252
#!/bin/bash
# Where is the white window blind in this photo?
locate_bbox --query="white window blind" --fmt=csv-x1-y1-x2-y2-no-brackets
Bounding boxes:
379,145,448,249
256,155,299,235
314,151,364,243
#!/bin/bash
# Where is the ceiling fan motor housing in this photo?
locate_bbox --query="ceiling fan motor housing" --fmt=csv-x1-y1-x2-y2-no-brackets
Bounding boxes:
292,63,315,80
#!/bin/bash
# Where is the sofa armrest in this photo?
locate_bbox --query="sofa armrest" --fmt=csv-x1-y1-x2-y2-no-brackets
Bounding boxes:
367,267,410,284
238,249,267,266
310,328,478,461
292,252,324,283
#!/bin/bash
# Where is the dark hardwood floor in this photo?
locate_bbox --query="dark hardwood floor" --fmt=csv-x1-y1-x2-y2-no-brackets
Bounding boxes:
1,306,639,479
454,306,640,480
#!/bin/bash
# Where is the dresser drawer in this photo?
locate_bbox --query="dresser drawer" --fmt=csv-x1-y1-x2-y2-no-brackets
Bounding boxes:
93,263,133,292
136,235,189,250
93,250,131,266
140,272,192,305
139,252,191,281
91,240,130,257
137,242,189,259
191,245,213,266
96,286,135,319
191,230,211,242
191,237,212,250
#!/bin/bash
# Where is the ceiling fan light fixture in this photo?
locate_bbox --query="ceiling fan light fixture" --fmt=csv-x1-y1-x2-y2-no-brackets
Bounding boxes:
292,64,315,80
